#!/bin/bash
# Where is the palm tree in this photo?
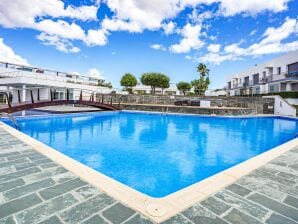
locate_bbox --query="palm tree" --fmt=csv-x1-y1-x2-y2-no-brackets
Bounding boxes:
197,63,210,77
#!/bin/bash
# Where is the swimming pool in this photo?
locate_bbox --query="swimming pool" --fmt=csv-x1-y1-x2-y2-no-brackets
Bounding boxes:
2,111,298,197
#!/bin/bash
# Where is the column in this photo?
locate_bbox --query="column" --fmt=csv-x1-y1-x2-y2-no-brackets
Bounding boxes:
22,85,26,116
286,82,292,92
22,85,26,102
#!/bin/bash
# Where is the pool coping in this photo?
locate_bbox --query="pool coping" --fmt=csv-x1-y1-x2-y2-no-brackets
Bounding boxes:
0,119,297,223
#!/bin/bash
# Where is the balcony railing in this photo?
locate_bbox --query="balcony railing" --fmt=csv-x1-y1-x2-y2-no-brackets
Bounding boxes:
0,61,103,87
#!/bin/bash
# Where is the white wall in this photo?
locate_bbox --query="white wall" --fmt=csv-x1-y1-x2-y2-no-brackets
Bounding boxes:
285,98,298,105
263,95,296,116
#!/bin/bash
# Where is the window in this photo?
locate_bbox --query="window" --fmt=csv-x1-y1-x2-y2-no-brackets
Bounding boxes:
277,67,281,75
253,74,259,85
288,62,298,75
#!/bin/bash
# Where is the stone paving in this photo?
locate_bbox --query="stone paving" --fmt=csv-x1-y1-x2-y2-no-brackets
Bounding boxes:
0,126,297,224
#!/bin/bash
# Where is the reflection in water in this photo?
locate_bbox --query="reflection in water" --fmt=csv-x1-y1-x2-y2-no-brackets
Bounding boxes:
6,112,298,197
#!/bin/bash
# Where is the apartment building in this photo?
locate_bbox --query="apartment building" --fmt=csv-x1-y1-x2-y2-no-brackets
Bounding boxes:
226,50,298,96
0,62,112,104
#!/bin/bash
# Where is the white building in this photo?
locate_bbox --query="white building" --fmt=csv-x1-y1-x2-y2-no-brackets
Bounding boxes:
207,89,227,96
0,62,112,104
226,51,298,96
132,83,183,95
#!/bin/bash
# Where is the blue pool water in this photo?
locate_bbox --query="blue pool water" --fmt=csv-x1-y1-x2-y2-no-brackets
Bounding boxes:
2,111,298,197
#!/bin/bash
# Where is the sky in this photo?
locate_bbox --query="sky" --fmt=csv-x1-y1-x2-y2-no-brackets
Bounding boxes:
0,0,297,90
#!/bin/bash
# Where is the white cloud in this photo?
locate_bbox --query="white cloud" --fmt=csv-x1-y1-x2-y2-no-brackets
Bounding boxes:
0,0,98,28
150,44,166,51
207,44,220,53
102,0,182,33
0,0,293,54
162,21,177,35
170,23,204,53
199,17,298,64
37,33,80,53
0,38,28,65
87,68,104,79
219,0,290,16
36,20,85,40
85,29,109,46
0,0,99,52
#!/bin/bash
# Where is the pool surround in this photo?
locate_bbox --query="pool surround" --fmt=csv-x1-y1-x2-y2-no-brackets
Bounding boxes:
0,114,297,223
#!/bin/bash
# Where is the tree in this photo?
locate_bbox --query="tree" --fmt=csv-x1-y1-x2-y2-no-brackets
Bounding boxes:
177,81,192,95
98,79,112,88
192,63,210,95
159,75,170,94
120,73,137,93
197,63,210,77
140,72,170,94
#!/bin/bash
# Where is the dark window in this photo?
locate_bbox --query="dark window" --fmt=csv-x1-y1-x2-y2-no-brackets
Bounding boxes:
288,62,298,75
228,82,231,89
253,74,259,85
244,76,249,86
277,67,281,74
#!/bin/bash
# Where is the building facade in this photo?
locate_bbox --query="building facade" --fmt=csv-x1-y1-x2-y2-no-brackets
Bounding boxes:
0,62,112,104
226,51,298,96
132,83,183,95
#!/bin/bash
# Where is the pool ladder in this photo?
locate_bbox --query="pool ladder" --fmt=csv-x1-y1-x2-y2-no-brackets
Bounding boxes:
0,113,20,130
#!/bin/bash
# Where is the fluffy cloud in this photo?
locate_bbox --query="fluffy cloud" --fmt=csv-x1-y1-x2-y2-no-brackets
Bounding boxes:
102,0,182,33
0,38,28,65
87,68,104,79
199,17,298,64
170,23,204,53
37,33,80,53
162,21,177,35
0,0,293,54
85,29,109,46
207,44,220,53
219,0,290,16
150,44,166,51
0,0,98,28
0,0,98,52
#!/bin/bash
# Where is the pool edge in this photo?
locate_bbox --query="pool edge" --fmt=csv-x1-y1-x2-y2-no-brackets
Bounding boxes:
0,120,297,223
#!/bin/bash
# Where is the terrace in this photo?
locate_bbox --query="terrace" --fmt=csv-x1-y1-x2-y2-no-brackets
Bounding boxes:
0,115,297,224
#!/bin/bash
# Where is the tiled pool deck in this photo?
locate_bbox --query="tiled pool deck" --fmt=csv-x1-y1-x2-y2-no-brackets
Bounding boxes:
0,127,297,224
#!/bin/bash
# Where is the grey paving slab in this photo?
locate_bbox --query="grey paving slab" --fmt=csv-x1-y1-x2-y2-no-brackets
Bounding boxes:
182,204,229,224
223,208,262,224
161,214,193,224
15,193,77,224
283,195,298,209
81,214,109,224
0,193,42,219
226,183,252,197
0,126,298,224
215,189,269,221
0,216,16,224
248,193,298,222
38,178,87,200
37,216,63,224
102,202,135,224
59,194,115,223
0,178,25,193
200,196,231,215
3,178,56,201
266,213,297,224
124,214,154,224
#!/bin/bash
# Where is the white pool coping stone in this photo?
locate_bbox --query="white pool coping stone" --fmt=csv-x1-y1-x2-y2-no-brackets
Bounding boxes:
0,116,297,223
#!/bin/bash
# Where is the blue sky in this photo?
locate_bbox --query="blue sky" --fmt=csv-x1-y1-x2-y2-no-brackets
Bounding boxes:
0,0,297,89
